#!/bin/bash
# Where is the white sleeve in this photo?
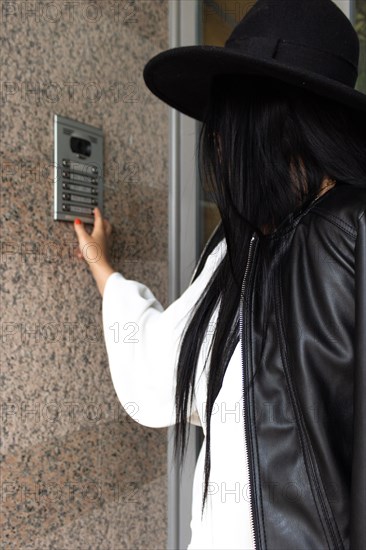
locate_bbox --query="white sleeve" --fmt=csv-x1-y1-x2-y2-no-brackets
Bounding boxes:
102,238,226,429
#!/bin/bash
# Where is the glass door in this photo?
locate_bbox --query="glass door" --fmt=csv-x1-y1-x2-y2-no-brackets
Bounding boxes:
198,1,255,253
355,0,366,92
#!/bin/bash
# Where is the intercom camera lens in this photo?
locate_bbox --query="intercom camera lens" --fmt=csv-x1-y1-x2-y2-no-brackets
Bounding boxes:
70,137,92,157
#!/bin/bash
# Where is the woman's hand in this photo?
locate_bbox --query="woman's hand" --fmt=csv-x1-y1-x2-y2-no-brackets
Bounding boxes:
73,206,112,263
73,207,116,297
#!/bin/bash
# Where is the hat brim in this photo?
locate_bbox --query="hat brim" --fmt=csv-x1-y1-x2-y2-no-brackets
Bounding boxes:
143,45,366,122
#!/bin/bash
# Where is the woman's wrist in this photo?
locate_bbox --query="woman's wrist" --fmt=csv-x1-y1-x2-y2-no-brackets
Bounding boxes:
89,259,116,297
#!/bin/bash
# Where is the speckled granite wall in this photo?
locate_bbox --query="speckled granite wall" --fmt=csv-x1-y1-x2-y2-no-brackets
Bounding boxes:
1,1,169,547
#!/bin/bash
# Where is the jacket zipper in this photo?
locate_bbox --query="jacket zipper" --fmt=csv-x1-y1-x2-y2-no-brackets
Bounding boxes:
236,190,337,549
240,232,259,550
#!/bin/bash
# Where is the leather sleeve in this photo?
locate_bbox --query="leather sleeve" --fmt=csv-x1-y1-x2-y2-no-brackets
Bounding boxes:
350,208,366,549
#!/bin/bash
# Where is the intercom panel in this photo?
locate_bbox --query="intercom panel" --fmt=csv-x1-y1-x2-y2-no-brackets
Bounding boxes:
54,114,103,224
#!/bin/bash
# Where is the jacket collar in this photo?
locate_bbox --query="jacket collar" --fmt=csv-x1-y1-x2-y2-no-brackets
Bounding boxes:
259,182,341,240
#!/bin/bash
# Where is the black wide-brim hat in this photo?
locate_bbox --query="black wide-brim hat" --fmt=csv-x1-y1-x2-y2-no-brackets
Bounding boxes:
143,0,366,123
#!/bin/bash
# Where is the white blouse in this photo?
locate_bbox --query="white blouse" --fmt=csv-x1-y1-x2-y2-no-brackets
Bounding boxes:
102,238,255,550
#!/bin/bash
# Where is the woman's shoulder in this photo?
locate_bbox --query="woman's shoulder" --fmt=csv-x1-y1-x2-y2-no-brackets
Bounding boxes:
311,182,366,233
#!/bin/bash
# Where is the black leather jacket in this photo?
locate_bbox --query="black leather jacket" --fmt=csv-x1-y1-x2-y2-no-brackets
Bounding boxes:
192,182,366,550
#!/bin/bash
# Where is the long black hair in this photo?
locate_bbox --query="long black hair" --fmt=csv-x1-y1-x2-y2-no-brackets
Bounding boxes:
173,73,366,516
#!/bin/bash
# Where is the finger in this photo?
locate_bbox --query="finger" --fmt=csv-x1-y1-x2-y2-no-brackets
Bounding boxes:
103,218,113,236
73,244,83,259
92,207,104,235
73,218,90,243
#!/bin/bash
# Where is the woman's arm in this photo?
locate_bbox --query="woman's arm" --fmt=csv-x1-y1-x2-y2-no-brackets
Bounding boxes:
89,261,115,297
101,260,220,428
74,208,226,428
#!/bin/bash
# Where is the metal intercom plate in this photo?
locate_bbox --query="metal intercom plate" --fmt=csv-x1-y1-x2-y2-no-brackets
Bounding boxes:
54,114,103,224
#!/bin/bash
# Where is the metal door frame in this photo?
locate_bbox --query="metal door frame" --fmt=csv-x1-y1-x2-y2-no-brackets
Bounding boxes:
167,1,202,549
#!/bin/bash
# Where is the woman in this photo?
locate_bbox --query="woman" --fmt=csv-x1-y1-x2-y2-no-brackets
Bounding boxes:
74,1,366,548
